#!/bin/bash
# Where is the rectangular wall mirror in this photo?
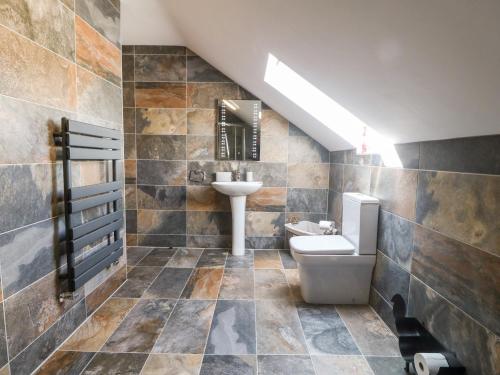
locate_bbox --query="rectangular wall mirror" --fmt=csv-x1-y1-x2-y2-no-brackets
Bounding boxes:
217,99,261,161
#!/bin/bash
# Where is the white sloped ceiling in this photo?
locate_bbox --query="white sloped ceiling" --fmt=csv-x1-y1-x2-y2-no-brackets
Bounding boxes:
121,0,500,151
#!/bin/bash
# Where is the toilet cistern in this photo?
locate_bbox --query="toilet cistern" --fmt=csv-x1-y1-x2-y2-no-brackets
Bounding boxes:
211,181,263,256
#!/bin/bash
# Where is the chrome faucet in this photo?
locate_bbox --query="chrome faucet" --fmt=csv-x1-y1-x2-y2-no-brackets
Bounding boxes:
233,170,241,181
290,216,299,225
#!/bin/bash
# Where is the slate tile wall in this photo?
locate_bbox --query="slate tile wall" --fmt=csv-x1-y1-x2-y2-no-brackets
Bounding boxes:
0,0,126,373
123,45,330,249
328,135,500,375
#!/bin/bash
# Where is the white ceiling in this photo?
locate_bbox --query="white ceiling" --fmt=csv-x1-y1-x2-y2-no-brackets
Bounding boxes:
121,0,500,151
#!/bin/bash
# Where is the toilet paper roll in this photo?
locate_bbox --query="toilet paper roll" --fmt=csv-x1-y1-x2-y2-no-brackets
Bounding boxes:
319,221,333,230
414,353,449,375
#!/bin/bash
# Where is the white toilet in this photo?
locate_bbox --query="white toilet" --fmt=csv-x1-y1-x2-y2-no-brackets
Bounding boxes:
290,192,379,304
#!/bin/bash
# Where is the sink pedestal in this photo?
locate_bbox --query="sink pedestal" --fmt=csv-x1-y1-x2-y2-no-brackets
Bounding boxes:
211,181,263,256
229,196,246,256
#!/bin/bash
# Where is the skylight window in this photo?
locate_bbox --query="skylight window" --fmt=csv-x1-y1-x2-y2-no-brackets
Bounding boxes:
264,53,402,167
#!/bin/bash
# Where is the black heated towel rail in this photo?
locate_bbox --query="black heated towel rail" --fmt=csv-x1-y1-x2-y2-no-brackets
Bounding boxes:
59,118,124,292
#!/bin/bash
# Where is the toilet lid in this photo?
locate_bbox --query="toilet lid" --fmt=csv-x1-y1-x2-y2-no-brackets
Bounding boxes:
290,235,355,255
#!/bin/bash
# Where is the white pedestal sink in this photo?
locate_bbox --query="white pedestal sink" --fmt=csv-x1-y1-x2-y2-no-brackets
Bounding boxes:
211,181,263,256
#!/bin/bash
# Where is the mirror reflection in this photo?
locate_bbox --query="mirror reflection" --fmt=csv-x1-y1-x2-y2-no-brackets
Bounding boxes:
217,99,261,161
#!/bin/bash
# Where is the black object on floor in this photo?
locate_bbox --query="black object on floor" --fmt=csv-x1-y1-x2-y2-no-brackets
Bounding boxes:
391,294,465,375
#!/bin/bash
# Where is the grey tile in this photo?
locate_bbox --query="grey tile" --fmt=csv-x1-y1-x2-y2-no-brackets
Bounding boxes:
0,217,63,298
143,267,192,299
219,269,254,299
288,123,307,136
102,299,176,353
77,66,122,124
75,0,120,46
187,56,231,82
196,249,228,267
137,234,186,248
377,210,414,271
329,163,343,192
123,81,135,107
137,248,177,266
0,304,7,368
122,45,134,54
225,250,254,269
330,150,346,164
188,235,232,249
187,212,232,236
1,0,75,60
113,266,163,298
153,300,216,354
137,210,186,235
288,136,329,163
254,269,290,300
342,165,371,195
408,277,498,375
336,305,400,356
246,212,285,238
256,300,307,354
10,300,86,375
5,271,84,359
82,352,148,375
286,188,328,213
206,300,256,354
369,287,397,334
167,248,202,268
136,135,186,160
134,45,186,55
372,251,410,305
0,164,60,234
412,225,500,334
0,95,68,165
416,171,499,255
126,209,137,233
394,142,420,169
419,135,500,175
245,237,285,250
296,304,360,355
279,250,297,269
366,356,408,375
240,162,287,187
122,54,134,82
312,355,374,375
370,167,418,221
135,54,186,82
137,160,186,185
137,185,186,210
258,355,315,375
199,355,256,375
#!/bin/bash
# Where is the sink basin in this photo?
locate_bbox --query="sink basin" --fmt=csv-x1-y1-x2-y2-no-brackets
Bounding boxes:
211,181,263,196
211,181,263,256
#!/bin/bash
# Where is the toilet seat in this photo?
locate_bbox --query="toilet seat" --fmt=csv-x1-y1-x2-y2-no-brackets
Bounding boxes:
290,235,355,255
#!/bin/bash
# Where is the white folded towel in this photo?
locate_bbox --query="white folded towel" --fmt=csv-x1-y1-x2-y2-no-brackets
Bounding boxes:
319,221,333,230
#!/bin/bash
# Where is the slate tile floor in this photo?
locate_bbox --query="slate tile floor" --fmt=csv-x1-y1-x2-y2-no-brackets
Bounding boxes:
35,248,406,375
